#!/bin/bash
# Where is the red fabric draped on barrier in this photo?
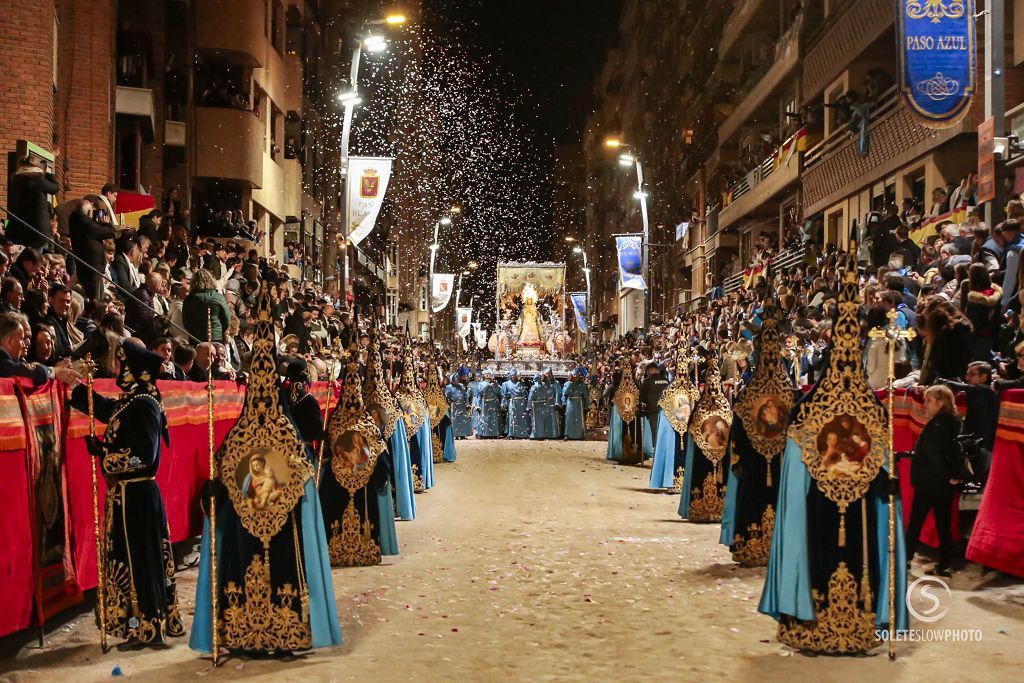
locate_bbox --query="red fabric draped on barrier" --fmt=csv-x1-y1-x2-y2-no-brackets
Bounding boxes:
0,379,333,638
967,389,1024,578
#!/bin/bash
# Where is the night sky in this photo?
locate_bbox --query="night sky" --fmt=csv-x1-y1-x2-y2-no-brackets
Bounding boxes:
466,0,624,144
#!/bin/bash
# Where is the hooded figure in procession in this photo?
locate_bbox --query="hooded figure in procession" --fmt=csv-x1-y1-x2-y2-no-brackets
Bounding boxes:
528,367,559,440
473,368,503,438
71,340,185,647
444,368,473,439
190,284,341,656
560,367,591,440
501,368,530,439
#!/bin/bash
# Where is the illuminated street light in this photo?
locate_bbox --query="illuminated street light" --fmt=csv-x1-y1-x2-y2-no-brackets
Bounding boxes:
572,246,583,255
618,153,635,166
633,190,648,200
364,35,388,52
429,243,439,252
440,217,452,225
337,91,361,105
564,236,577,243
385,14,407,25
467,260,479,271
604,137,623,148
450,205,462,214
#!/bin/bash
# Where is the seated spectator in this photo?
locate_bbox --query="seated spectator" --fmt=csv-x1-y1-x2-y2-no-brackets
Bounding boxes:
0,312,80,386
23,288,49,327
43,283,75,360
147,336,179,380
110,234,142,299
1,277,24,314
173,344,196,381
124,271,167,344
27,323,56,364
9,248,41,291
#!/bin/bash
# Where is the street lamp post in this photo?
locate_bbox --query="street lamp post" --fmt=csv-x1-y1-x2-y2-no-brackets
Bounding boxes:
573,245,591,347
606,138,651,329
337,14,406,305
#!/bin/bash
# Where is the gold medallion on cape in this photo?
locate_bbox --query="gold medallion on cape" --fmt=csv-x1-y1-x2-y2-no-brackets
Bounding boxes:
612,361,641,423
218,284,314,546
790,266,887,525
658,371,697,435
734,308,793,459
329,362,386,491
687,357,733,464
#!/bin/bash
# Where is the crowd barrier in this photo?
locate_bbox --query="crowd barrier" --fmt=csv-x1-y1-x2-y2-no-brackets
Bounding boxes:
0,382,1021,639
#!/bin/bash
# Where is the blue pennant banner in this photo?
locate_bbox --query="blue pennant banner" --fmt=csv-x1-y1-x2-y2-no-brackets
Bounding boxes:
895,0,976,128
616,234,646,291
569,292,589,333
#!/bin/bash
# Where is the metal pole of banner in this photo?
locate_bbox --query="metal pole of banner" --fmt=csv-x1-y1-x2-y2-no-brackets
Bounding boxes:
635,159,651,330
984,0,1006,229
338,45,362,305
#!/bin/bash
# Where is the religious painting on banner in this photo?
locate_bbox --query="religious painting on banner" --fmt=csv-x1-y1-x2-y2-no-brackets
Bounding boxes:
19,381,83,622
895,0,976,128
346,157,393,246
658,372,697,435
615,235,646,290
456,307,473,338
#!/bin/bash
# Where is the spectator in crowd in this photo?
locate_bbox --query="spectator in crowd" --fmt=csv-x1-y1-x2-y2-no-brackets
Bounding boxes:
125,271,167,344
110,234,143,299
27,323,56,365
1,277,24,314
68,195,117,300
906,385,965,578
960,263,1002,362
7,157,60,249
9,248,41,291
182,269,230,343
0,312,80,386
96,183,119,226
43,283,75,361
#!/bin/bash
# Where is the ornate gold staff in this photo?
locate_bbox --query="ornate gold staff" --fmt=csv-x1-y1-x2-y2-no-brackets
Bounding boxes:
316,344,339,489
206,309,220,666
83,354,106,652
868,309,915,662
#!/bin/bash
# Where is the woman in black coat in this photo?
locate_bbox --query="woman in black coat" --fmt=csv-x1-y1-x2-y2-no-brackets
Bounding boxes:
69,196,116,300
906,385,967,577
7,159,60,249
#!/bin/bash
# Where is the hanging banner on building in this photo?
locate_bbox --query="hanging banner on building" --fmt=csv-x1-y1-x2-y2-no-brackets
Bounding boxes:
616,234,646,291
978,116,996,204
895,0,976,129
456,307,473,338
345,156,393,245
675,221,690,242
431,274,455,313
569,292,589,334
473,324,488,349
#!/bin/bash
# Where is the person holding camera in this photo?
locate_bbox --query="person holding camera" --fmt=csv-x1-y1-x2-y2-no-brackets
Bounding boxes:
906,384,968,577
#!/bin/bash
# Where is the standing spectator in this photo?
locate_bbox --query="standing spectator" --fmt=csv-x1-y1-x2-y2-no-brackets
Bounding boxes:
891,225,921,268
999,219,1023,308
69,196,117,300
906,385,966,577
960,263,1002,361
96,183,119,227
7,157,60,249
182,269,230,343
919,300,972,384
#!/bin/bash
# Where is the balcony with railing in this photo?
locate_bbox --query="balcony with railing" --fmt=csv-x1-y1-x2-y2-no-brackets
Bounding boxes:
718,15,803,146
719,0,767,59
722,242,808,293
718,132,804,231
802,86,973,214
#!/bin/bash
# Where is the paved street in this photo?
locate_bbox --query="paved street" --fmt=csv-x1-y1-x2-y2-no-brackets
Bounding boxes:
2,438,1019,682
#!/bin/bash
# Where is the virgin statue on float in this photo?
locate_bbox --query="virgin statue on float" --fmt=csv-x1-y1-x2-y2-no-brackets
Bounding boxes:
517,283,544,350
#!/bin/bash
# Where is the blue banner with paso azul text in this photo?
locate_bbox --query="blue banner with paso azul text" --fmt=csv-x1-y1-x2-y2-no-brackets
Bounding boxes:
570,292,589,333
895,0,976,128
616,234,646,291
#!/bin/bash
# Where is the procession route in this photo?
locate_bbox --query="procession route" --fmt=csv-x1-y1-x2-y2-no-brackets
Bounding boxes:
2,439,1018,682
